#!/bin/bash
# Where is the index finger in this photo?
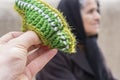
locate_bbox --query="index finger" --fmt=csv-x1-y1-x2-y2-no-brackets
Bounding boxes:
0,32,23,44
8,31,41,49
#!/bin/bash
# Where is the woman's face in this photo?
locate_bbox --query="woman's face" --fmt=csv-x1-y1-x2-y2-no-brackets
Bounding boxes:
81,0,100,36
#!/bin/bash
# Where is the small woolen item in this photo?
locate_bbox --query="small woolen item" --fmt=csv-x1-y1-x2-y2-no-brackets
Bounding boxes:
14,0,76,53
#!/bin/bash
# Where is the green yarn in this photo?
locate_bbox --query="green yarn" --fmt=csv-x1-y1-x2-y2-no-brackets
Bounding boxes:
14,0,76,53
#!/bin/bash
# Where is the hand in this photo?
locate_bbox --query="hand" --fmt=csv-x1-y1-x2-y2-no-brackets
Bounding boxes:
0,31,57,80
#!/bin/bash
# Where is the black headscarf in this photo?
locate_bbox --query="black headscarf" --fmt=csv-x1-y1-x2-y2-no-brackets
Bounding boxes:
57,0,113,80
58,0,86,44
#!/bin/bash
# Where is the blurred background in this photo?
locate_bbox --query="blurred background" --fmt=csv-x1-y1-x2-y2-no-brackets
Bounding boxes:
0,0,120,80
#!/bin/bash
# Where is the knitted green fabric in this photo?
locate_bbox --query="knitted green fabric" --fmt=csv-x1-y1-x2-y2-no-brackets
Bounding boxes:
14,0,76,53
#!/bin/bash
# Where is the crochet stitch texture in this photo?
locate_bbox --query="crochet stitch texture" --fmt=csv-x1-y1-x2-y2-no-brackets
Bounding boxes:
14,0,76,53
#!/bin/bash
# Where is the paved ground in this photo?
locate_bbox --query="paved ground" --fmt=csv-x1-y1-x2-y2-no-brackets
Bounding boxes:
0,0,120,79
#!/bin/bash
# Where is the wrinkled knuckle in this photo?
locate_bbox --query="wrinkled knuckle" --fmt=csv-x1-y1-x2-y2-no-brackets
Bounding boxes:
9,47,27,59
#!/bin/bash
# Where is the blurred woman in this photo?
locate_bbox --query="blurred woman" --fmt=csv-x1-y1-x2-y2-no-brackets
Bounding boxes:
36,0,115,80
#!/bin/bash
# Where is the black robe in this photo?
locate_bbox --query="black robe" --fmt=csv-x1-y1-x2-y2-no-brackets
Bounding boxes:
36,48,114,80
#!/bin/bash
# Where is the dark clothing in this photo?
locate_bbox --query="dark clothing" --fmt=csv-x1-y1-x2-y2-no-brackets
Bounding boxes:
36,49,95,80
36,48,114,80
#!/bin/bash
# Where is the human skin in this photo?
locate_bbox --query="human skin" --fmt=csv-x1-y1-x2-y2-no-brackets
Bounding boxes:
81,0,101,36
0,31,57,80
